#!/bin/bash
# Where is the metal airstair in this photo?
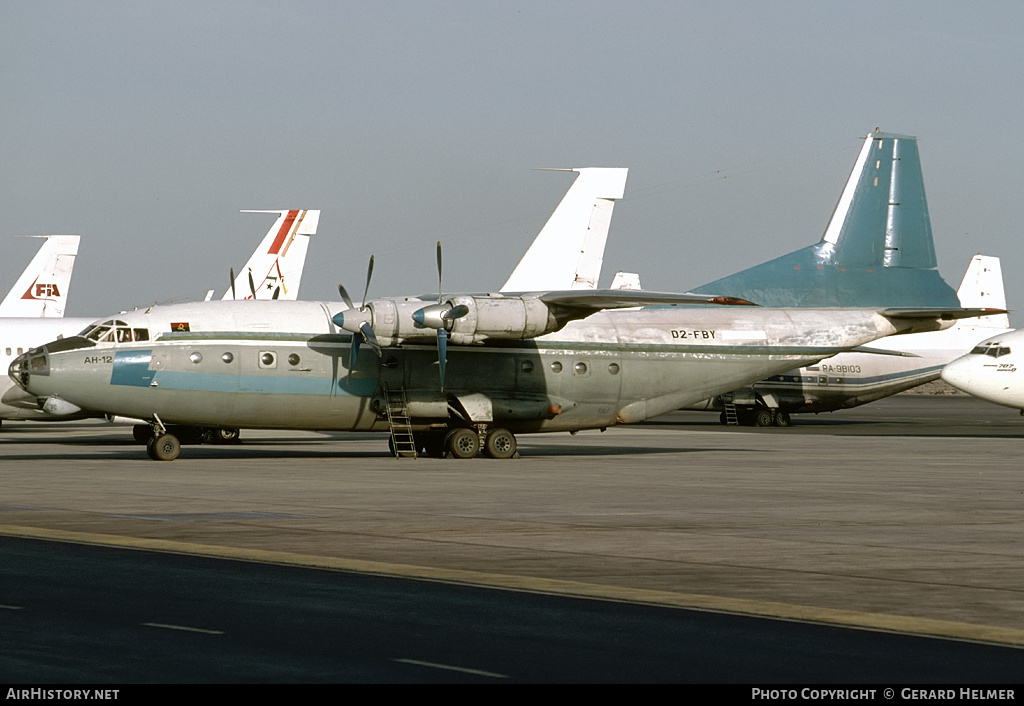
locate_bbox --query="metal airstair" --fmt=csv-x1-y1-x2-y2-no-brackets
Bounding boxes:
383,384,418,458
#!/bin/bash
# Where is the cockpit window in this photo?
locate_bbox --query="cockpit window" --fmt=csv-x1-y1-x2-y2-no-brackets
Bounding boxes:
80,319,149,343
970,343,1011,358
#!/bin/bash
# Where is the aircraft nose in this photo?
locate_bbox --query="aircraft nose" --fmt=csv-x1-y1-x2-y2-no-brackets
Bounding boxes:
8,352,31,390
8,348,49,392
940,357,972,393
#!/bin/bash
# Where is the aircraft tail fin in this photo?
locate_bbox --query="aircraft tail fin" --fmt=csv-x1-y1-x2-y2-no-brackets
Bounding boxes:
0,235,80,317
610,271,642,290
222,210,320,300
953,255,1010,330
692,130,959,308
500,168,628,292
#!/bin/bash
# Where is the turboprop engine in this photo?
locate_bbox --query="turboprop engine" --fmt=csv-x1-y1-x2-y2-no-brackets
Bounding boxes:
334,294,564,347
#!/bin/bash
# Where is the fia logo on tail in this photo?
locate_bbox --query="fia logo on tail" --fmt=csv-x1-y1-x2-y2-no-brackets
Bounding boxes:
21,278,62,301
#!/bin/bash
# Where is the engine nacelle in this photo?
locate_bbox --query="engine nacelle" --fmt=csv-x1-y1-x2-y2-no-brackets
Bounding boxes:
340,294,565,347
444,295,560,345
360,298,439,347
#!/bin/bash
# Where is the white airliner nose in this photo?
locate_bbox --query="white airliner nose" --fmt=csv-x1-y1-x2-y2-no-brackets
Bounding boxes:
940,357,972,393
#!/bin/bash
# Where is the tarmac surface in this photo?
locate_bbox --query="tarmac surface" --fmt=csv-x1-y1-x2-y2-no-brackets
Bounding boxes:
2,395,1024,648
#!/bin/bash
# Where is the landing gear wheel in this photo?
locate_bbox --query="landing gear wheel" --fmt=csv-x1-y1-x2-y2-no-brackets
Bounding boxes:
774,411,792,427
133,424,153,444
418,432,446,459
147,433,181,461
753,410,775,427
483,428,517,459
719,412,728,426
212,428,240,444
446,428,479,459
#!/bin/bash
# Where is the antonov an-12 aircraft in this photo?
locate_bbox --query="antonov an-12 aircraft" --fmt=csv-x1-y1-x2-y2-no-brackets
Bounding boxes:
684,130,1011,425
941,329,1024,410
11,253,996,459
0,210,318,428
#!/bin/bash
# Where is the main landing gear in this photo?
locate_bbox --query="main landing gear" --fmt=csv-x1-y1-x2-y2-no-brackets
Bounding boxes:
719,409,792,428
414,426,519,459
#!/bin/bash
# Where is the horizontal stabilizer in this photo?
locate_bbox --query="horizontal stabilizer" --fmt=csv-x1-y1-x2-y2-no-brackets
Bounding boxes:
880,307,1008,336
846,346,921,358
880,307,1007,320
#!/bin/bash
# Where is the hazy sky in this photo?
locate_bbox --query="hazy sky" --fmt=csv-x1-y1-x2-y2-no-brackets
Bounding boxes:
3,1,1023,323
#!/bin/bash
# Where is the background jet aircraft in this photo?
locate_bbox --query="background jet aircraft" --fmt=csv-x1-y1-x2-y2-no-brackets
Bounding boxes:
0,211,316,428
682,130,1010,425
0,235,79,318
223,210,320,300
941,329,1024,410
501,168,627,292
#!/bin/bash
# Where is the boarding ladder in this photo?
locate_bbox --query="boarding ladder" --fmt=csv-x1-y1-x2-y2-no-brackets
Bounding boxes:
723,400,740,426
383,384,418,458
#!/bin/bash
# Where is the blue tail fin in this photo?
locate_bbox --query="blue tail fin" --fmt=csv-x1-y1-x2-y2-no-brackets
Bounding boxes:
692,130,959,308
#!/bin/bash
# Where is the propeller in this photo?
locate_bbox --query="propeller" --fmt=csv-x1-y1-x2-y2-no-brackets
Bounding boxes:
421,241,469,390
332,254,382,384
436,242,446,390
230,267,236,301
247,269,257,300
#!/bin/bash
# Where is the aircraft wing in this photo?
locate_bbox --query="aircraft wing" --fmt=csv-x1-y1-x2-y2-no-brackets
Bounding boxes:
537,289,758,312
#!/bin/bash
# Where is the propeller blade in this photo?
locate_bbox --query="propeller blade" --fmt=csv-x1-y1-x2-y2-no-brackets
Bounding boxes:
347,334,361,386
359,321,382,358
230,267,236,301
272,286,280,300
360,255,374,310
337,284,354,310
247,269,256,299
436,241,443,305
438,329,447,391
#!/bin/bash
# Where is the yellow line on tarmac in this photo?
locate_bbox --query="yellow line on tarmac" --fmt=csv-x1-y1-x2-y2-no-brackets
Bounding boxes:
3,523,1024,648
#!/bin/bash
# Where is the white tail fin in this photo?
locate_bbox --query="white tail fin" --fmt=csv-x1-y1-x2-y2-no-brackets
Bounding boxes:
955,254,1010,329
222,210,320,300
500,168,628,292
609,271,642,290
0,235,80,317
